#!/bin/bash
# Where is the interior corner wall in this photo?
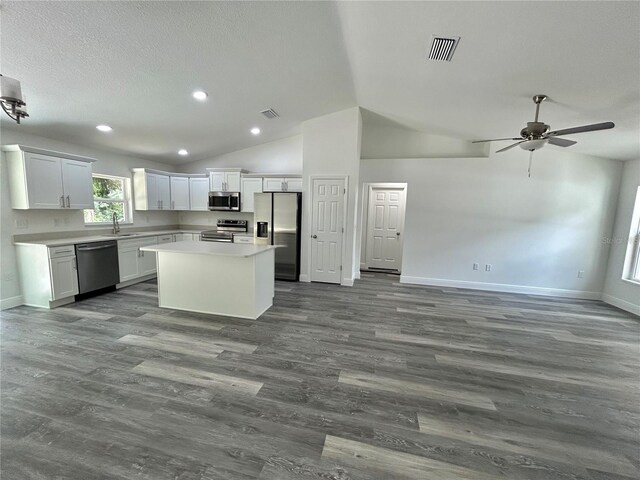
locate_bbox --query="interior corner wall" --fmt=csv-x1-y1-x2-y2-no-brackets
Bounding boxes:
602,159,640,315
300,107,362,284
359,148,622,298
0,128,177,306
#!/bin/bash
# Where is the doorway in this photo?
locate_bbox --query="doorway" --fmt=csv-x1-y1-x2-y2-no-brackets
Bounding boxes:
362,183,407,273
310,177,346,284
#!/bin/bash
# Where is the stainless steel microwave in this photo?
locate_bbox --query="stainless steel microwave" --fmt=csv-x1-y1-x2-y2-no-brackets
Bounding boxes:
208,191,241,211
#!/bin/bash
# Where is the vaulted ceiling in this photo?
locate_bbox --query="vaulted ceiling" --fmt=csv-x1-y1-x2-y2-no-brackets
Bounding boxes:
2,1,638,163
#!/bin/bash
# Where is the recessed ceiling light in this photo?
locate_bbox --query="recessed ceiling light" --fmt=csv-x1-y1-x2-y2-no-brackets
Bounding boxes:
96,124,112,132
192,90,208,101
250,127,261,135
178,149,189,156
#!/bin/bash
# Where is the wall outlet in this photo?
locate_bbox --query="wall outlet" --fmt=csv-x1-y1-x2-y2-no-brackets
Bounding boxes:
15,218,28,229
577,270,585,278
485,264,492,272
473,263,479,271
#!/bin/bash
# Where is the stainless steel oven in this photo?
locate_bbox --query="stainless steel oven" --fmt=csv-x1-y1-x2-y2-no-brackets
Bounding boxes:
201,219,248,242
208,191,240,211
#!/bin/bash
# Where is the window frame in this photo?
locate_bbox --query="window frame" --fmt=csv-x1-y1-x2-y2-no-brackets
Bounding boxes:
83,173,133,226
622,186,640,285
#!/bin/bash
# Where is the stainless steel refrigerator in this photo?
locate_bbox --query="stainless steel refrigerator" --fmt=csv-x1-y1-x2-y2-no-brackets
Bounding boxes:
254,192,301,281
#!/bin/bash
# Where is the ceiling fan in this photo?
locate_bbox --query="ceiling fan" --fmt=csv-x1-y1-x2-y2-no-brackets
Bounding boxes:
473,95,614,176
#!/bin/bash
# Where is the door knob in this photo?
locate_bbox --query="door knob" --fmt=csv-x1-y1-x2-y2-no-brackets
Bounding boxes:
311,235,317,239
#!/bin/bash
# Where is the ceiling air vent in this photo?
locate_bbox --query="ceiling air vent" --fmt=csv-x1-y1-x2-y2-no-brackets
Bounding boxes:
260,108,279,119
427,35,460,62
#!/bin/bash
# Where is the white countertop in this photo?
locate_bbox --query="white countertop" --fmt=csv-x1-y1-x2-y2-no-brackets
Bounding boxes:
141,241,278,257
14,229,203,247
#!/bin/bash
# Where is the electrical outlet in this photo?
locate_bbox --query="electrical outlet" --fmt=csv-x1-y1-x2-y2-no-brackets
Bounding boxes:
577,270,585,278
473,263,479,271
15,218,28,229
485,264,492,272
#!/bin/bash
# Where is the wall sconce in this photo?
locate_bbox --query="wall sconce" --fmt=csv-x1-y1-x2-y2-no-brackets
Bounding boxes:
1,74,29,124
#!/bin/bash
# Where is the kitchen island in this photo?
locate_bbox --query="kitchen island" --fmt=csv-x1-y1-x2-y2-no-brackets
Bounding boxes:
141,241,278,319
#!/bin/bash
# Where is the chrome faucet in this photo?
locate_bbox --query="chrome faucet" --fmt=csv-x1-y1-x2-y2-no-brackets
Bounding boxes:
112,212,120,235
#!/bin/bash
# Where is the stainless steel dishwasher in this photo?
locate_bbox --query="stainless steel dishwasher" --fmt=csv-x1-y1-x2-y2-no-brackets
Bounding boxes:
75,240,120,294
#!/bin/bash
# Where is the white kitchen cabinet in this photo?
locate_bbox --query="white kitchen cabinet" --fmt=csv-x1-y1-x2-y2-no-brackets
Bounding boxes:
170,176,190,210
157,234,174,244
117,236,158,283
133,169,171,210
14,243,79,308
207,169,246,192
189,177,209,211
233,235,254,244
3,145,95,210
241,177,263,212
262,176,302,192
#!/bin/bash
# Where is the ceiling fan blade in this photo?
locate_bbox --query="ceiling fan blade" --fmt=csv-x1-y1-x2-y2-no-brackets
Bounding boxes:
496,141,524,153
547,137,577,147
472,137,521,144
546,121,614,137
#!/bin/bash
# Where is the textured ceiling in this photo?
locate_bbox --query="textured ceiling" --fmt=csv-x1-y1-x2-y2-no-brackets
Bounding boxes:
1,1,638,163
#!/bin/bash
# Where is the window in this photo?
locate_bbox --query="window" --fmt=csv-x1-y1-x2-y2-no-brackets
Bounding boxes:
623,186,640,283
83,174,132,224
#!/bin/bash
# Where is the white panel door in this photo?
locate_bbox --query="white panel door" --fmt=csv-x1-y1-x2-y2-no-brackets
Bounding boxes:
61,159,93,209
170,177,190,210
365,187,406,271
311,178,345,284
189,177,209,211
24,153,65,208
157,175,171,210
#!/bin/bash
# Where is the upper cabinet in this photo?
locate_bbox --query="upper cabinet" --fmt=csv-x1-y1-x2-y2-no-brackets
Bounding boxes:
262,176,302,192
134,170,171,210
189,177,209,211
133,168,207,211
169,176,190,210
3,145,95,210
207,168,247,192
240,177,263,213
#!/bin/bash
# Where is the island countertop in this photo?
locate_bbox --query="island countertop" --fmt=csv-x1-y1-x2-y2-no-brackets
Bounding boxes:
140,240,278,257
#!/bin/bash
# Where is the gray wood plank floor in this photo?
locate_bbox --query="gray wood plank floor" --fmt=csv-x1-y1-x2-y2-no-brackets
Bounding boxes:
1,272,638,479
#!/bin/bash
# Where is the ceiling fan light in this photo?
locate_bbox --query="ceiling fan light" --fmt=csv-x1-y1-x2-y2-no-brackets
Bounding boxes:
519,138,548,151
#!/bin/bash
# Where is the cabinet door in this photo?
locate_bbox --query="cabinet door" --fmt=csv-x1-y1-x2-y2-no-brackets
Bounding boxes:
285,177,303,192
146,173,159,210
49,255,79,300
157,234,173,244
61,159,94,208
225,172,241,191
189,177,209,211
157,175,171,210
173,233,185,242
209,172,225,191
190,233,201,241
241,178,263,212
170,177,190,210
118,247,140,282
263,178,285,192
138,238,158,276
24,153,65,208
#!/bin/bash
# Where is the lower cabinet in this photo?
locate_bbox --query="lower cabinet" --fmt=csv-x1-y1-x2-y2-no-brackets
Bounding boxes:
117,236,158,283
14,244,79,308
173,233,200,242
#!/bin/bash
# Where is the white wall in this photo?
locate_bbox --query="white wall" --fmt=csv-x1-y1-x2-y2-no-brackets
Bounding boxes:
361,122,487,159
0,129,177,307
301,107,362,284
179,135,302,175
359,148,622,298
602,159,640,314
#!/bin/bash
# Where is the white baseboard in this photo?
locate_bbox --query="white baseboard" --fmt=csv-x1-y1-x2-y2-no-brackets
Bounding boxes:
399,275,602,300
601,294,640,316
299,274,310,283
0,295,23,310
342,277,354,287
354,270,361,280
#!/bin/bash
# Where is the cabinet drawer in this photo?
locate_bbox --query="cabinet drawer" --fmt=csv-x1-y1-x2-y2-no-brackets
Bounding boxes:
48,245,76,258
158,234,173,244
233,235,254,244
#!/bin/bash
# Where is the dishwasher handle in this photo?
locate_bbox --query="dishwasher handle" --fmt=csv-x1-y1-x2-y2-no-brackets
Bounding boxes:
76,244,117,251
